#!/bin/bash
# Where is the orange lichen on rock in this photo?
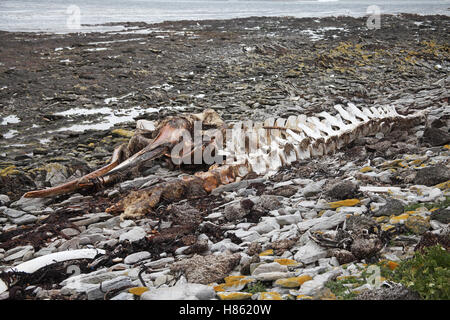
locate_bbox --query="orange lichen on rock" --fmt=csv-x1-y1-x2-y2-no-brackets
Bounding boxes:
259,292,283,300
389,213,409,224
217,292,253,300
128,287,149,296
434,180,450,190
213,284,226,292
224,275,247,283
259,249,274,256
214,276,256,292
274,275,313,288
274,258,300,266
328,199,361,208
217,276,255,291
381,260,400,271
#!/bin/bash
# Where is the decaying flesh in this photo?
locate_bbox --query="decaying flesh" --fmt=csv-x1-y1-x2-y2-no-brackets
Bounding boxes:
23,105,426,219
23,109,225,197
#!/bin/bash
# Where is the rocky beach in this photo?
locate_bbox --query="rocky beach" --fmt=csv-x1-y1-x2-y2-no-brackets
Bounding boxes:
0,14,449,301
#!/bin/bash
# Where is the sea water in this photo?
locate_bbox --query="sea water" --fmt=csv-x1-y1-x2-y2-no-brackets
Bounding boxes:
0,0,449,33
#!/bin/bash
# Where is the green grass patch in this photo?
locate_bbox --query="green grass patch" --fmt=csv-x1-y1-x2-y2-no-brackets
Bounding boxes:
243,281,267,294
324,276,366,300
404,196,450,212
388,245,450,300
326,245,449,300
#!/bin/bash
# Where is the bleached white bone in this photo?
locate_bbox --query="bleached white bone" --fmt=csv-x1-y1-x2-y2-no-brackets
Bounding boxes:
347,103,369,121
334,104,359,125
220,104,423,181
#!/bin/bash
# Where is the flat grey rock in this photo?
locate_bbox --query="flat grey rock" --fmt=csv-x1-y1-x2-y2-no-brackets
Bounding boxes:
10,214,38,225
373,198,404,217
86,276,133,300
0,195,10,206
3,245,34,262
275,214,302,226
119,227,147,243
0,207,26,218
124,251,151,265
10,196,51,212
252,262,288,276
140,283,215,300
294,241,327,265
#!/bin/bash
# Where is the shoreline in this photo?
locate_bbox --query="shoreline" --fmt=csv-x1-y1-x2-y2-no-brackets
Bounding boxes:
1,12,450,35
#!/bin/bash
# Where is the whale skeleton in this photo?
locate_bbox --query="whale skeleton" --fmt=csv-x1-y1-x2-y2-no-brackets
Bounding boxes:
23,104,426,219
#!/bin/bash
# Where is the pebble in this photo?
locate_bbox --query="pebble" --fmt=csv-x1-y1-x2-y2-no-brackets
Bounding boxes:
295,269,342,296
275,213,302,226
252,262,288,276
302,180,326,197
232,229,261,242
144,257,175,269
310,212,347,231
124,251,152,265
119,220,136,228
86,276,133,300
58,238,81,251
154,275,168,287
10,196,50,212
119,227,147,242
217,292,253,300
34,247,57,257
250,218,280,234
404,215,431,234
61,228,80,237
10,214,38,225
174,246,189,255
60,269,131,294
254,271,296,281
431,208,450,224
224,202,249,221
3,245,34,262
205,212,223,220
72,212,113,227
256,195,283,211
326,181,358,200
147,269,171,280
373,198,405,217
296,212,344,233
274,275,313,288
293,241,328,265
210,239,241,253
0,195,10,206
89,216,121,229
110,292,135,300
258,292,283,300
414,165,450,186
140,283,215,300
119,175,159,191
421,125,450,146
84,233,107,244
0,207,26,218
